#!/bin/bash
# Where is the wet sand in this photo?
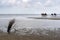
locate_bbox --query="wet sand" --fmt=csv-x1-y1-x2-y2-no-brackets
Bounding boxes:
28,17,60,20
0,33,60,40
0,33,42,40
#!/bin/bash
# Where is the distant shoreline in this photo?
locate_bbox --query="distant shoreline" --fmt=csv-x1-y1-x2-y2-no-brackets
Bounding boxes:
28,17,60,20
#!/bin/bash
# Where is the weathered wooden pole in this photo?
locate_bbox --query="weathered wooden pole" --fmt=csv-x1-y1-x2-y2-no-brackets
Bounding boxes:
7,19,15,34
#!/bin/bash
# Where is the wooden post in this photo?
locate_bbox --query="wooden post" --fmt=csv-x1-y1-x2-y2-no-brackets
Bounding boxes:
7,19,15,34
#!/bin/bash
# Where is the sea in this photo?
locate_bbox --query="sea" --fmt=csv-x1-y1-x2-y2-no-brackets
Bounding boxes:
0,14,60,34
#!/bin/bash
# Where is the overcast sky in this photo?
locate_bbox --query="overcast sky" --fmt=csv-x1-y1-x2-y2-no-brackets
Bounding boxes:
0,0,60,14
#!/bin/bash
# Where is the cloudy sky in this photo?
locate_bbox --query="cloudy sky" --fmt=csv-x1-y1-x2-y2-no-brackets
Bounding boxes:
0,0,60,14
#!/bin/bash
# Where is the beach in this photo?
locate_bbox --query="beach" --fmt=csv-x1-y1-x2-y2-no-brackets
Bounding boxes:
0,32,60,40
0,33,46,40
0,18,60,40
0,14,60,40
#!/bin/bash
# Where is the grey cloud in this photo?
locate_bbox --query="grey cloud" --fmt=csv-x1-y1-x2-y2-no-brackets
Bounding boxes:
0,0,60,8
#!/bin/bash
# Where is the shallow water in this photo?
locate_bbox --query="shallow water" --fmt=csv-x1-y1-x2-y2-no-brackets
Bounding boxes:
0,14,60,33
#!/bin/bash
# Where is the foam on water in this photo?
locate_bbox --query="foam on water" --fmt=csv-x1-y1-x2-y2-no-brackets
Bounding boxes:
0,16,60,35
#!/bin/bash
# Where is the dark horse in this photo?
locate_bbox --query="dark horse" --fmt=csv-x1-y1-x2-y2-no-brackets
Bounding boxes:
7,19,15,34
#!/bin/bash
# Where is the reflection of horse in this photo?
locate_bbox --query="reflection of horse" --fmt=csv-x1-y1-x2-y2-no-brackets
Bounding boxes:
7,19,15,34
